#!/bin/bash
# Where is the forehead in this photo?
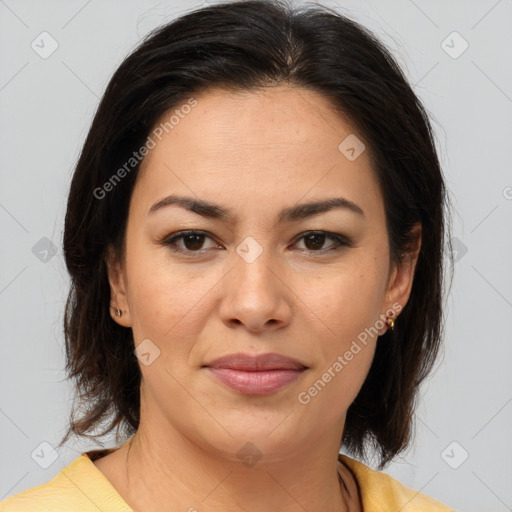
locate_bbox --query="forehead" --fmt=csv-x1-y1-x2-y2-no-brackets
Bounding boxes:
147,85,357,159
134,85,383,221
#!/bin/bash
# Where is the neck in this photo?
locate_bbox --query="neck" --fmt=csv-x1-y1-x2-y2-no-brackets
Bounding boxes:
92,382,360,512
95,418,359,512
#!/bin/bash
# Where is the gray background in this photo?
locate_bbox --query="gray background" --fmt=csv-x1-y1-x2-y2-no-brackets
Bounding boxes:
1,0,511,510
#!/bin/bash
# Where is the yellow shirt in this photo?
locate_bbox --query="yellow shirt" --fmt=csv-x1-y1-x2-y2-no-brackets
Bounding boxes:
0,451,454,511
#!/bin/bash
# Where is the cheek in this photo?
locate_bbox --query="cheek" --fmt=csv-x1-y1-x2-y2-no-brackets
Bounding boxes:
293,250,386,414
124,243,231,386
300,251,387,338
296,332,377,432
124,240,205,341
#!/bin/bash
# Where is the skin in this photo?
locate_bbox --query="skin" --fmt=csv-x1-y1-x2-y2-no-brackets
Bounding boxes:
96,85,421,512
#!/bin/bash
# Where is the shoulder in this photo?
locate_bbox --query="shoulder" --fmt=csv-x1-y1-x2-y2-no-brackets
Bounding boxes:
339,454,455,512
0,453,132,512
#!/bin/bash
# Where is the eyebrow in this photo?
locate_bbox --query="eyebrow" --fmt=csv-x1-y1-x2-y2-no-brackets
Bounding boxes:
148,194,365,223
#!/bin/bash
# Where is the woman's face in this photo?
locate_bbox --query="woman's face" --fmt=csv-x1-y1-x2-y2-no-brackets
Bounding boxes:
108,85,418,462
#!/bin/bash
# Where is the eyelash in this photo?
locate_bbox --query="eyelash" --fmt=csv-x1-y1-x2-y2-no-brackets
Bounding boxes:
159,230,354,256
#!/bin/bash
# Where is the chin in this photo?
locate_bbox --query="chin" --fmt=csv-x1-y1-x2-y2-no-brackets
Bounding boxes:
191,414,313,462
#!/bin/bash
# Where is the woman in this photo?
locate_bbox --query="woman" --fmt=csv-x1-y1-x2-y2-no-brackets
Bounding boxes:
0,0,454,510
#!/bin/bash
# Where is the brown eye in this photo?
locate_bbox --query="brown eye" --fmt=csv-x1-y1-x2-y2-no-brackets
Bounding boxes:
162,230,220,254
161,229,353,257
303,233,329,251
294,231,352,252
181,233,207,251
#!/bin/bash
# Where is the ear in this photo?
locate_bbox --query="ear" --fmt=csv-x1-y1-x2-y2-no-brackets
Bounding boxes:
105,244,132,327
380,223,422,331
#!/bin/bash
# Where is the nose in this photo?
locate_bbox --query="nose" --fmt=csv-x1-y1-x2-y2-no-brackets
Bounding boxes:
219,247,292,334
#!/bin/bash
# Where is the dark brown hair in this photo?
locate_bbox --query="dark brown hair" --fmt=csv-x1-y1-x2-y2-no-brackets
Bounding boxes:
59,0,453,468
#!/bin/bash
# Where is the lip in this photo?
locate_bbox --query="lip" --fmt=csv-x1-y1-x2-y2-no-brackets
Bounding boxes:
204,352,308,371
203,352,308,396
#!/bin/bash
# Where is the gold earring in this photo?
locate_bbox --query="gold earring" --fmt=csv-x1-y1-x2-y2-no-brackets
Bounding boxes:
386,316,395,331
